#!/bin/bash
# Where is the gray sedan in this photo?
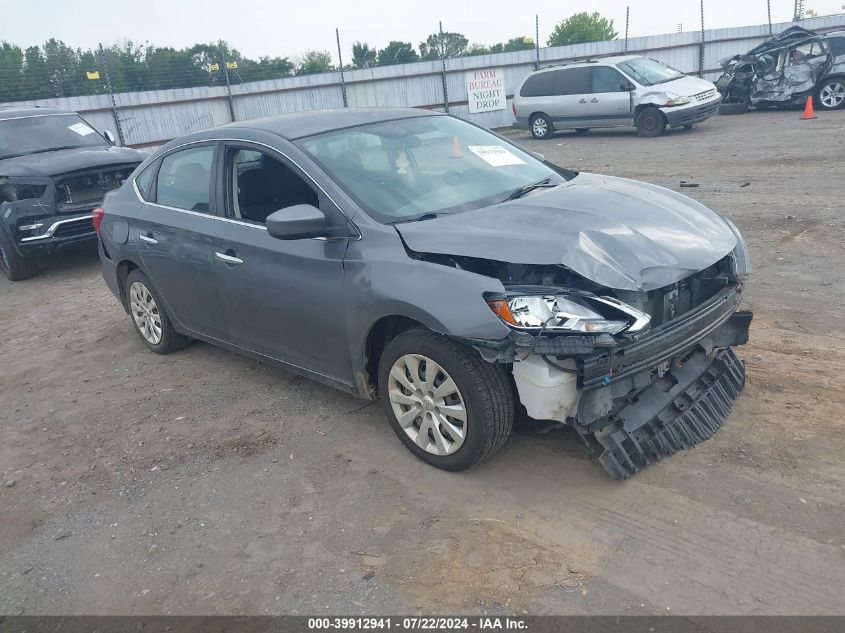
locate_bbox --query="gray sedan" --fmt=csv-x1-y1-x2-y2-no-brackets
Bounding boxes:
97,108,752,478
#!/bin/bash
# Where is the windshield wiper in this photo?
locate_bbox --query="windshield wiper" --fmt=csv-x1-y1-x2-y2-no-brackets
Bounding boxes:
390,212,454,224
25,145,90,156
505,177,557,201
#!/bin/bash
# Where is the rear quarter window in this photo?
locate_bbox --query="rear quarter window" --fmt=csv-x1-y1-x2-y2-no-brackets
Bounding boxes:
827,37,845,56
134,161,158,201
520,72,556,97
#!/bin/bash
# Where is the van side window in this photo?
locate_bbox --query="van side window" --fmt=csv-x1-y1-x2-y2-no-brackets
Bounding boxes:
554,68,591,95
591,67,628,93
228,148,318,224
519,72,556,97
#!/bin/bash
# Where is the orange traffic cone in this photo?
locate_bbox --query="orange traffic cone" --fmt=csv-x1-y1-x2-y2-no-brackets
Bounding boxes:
801,95,816,120
451,135,463,158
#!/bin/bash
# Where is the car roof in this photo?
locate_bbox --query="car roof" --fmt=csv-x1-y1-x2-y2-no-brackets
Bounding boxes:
219,107,441,140
0,106,70,121
823,30,845,38
532,55,641,74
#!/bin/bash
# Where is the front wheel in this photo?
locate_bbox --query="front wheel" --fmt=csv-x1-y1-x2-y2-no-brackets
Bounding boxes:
0,230,38,281
635,106,667,137
378,328,514,471
817,78,845,110
529,113,554,140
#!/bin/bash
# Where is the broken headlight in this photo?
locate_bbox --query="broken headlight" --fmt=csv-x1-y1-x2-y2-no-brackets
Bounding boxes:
664,93,692,107
721,216,751,280
487,294,650,335
0,180,48,203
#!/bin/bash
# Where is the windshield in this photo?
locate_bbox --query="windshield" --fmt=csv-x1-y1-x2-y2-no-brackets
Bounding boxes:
296,115,563,223
0,114,107,160
617,57,684,86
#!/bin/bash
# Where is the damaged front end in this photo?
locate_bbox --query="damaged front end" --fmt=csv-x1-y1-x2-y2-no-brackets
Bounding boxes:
716,26,831,107
447,247,752,479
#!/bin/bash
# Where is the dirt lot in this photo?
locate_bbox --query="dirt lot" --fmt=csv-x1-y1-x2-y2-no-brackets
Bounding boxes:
1,110,844,616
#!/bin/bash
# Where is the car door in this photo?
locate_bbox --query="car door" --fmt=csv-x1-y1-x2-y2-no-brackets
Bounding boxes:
551,68,594,129
210,141,354,382
134,142,228,341
586,66,634,126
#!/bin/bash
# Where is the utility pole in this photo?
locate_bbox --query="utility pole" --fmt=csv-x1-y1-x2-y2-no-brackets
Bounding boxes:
767,0,773,34
439,21,449,113
97,43,125,146
624,6,630,52
336,28,348,108
535,14,540,70
794,0,806,21
699,0,705,79
220,39,236,122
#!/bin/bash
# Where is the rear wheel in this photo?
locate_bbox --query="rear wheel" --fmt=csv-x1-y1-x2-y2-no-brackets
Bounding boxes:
635,106,667,137
718,102,749,115
0,230,38,281
817,78,845,110
378,328,514,471
529,113,554,140
125,269,189,354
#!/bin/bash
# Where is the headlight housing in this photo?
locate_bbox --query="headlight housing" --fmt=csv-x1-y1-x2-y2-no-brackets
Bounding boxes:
663,93,692,107
487,294,650,335
721,216,751,279
0,180,48,203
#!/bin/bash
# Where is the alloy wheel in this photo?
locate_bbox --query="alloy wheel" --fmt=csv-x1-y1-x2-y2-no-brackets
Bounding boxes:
820,81,845,109
129,281,163,345
387,354,467,456
532,118,548,137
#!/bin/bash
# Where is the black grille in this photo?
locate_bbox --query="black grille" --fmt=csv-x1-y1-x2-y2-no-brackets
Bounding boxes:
53,219,95,238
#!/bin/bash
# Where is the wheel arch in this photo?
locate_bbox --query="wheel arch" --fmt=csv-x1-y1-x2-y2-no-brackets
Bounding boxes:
360,314,434,398
116,258,141,311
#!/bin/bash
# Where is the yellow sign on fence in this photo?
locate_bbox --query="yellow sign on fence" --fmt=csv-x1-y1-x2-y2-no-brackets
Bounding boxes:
207,63,220,71
86,71,100,80
226,61,238,69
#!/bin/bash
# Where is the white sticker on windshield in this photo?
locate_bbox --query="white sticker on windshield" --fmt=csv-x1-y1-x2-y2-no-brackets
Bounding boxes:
467,145,525,167
68,122,96,137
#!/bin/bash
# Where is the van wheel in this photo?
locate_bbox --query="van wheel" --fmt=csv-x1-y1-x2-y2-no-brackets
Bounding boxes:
530,114,554,139
635,107,667,137
378,328,514,471
0,230,39,281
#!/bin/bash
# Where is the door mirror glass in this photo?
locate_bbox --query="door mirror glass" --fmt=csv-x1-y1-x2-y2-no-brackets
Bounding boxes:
266,204,327,240
103,130,116,145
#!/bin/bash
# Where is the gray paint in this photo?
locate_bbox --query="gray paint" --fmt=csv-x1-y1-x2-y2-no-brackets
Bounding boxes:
99,110,740,402
395,173,737,292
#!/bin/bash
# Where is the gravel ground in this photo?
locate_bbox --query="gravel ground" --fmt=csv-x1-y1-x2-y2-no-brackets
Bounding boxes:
1,109,844,616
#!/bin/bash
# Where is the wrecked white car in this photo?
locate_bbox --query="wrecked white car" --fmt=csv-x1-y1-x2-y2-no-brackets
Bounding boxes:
716,26,845,111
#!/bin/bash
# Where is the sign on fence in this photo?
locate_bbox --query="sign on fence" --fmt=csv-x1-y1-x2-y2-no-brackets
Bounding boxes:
465,68,506,114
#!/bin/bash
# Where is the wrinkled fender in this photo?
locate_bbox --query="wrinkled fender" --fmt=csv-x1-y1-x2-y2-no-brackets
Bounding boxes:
342,221,512,397
636,91,672,109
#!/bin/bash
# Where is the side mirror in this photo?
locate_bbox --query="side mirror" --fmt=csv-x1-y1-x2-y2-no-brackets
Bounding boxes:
103,130,116,145
266,204,327,240
620,82,636,92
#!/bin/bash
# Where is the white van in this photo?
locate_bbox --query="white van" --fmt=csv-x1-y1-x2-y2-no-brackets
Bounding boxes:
512,56,721,138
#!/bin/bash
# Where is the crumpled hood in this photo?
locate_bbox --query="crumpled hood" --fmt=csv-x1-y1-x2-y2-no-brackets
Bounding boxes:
395,173,737,291
0,145,146,178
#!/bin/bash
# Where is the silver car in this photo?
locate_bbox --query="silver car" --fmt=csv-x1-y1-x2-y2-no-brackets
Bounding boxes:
513,55,722,138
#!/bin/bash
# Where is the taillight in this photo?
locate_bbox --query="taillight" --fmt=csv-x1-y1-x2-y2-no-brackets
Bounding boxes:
92,207,105,235
512,101,517,117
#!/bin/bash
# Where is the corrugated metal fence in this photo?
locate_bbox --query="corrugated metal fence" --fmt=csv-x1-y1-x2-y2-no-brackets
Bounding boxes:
4,14,844,148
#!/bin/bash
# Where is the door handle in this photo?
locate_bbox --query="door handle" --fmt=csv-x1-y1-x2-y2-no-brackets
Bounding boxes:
139,233,158,245
590,98,599,103
579,98,588,104
215,251,244,265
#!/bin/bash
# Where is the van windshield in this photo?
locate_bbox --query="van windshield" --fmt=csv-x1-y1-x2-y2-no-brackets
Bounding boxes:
617,58,684,86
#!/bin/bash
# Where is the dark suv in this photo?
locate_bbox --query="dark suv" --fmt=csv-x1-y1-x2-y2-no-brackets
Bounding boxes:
0,107,146,280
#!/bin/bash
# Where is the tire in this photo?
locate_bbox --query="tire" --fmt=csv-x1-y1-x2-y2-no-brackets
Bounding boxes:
125,269,189,354
377,328,514,471
683,124,693,130
0,230,39,281
816,77,845,111
718,102,749,115
574,128,590,134
635,106,667,137
529,113,554,140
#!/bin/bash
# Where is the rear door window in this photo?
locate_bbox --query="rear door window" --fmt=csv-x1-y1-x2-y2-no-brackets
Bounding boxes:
828,37,845,56
519,71,556,97
554,68,592,95
155,145,215,213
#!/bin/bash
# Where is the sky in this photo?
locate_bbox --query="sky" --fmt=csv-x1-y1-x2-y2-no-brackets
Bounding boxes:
2,0,844,62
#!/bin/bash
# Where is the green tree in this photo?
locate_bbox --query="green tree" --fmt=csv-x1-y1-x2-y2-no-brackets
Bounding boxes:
377,41,419,66
502,36,535,52
296,50,334,75
419,31,468,60
464,43,490,56
351,42,377,69
547,12,618,47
